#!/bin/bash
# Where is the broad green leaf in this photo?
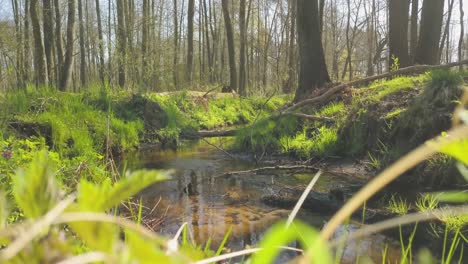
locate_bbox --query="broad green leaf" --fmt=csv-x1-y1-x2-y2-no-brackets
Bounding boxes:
68,170,170,253
251,221,333,264
437,138,468,165
126,231,183,264
436,191,468,203
12,151,61,219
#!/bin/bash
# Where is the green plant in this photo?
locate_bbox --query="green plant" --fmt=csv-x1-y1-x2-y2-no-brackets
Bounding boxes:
415,194,439,212
387,195,410,215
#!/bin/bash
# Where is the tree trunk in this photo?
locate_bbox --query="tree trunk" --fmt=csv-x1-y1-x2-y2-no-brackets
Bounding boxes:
12,0,23,88
173,0,179,89
459,0,464,70
116,0,127,88
23,0,30,83
95,0,105,84
59,0,76,91
284,0,296,93
142,0,149,88
42,0,54,84
54,0,63,85
221,0,237,91
410,0,418,62
30,0,48,86
388,0,410,68
186,0,195,85
238,0,247,96
439,0,455,62
415,0,444,65
78,0,87,87
295,0,330,101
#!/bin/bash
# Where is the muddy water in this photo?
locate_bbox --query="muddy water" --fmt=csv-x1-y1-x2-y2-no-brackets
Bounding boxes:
125,138,399,262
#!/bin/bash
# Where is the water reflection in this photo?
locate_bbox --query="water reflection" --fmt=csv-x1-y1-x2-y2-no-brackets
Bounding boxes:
124,138,399,262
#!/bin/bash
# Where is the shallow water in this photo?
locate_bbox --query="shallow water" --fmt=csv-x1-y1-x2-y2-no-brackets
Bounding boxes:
124,138,399,262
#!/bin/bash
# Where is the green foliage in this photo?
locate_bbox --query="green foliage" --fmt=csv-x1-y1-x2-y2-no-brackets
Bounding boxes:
234,116,299,153
387,195,410,215
415,194,439,212
12,151,61,219
251,221,332,264
315,102,345,117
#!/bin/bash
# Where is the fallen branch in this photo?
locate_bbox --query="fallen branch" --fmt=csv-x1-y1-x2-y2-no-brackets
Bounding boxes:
196,129,238,138
290,113,335,122
215,165,320,179
283,59,468,113
200,138,237,160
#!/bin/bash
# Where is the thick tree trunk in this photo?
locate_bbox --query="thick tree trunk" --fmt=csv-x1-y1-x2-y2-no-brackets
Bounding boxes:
295,0,330,101
221,0,237,91
238,0,247,96
59,0,76,91
30,0,48,86
186,0,195,85
388,0,410,68
415,0,444,65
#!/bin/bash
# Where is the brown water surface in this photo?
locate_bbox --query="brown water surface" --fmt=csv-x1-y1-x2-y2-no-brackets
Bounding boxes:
125,138,399,262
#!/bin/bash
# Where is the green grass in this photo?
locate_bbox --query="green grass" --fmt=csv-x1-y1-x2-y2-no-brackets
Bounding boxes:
387,195,410,215
415,194,439,212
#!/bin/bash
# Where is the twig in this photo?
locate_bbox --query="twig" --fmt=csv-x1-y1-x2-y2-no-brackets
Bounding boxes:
201,138,237,160
215,165,320,179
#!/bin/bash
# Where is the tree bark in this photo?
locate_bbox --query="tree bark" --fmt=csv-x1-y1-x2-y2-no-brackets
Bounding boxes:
388,0,410,68
295,0,330,101
415,0,444,65
30,0,48,86
221,0,237,91
59,0,76,91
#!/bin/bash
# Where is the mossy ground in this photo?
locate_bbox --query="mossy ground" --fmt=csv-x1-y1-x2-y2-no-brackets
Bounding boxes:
235,70,467,187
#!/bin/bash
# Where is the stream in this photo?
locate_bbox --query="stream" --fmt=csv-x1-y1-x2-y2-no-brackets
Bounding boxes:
124,138,400,263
